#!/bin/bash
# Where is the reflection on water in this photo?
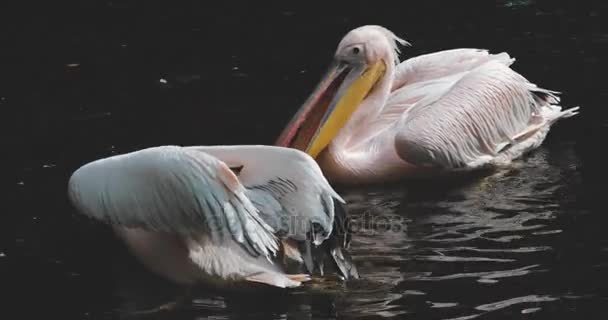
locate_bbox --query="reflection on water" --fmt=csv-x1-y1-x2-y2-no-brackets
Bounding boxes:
327,145,583,319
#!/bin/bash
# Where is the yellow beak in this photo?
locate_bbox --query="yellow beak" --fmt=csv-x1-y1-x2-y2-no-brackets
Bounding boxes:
275,60,386,158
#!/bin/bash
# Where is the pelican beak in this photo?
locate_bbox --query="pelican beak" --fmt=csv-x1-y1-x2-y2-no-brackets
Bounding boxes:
275,60,386,158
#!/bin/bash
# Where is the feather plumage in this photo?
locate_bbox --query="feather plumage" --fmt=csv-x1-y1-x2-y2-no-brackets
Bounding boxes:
394,60,578,169
299,25,579,184
68,145,358,288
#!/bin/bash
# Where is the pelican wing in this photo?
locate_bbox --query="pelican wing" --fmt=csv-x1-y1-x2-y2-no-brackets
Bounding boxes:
68,145,278,259
394,60,577,169
184,145,357,279
391,48,514,91
184,146,345,245
365,49,516,139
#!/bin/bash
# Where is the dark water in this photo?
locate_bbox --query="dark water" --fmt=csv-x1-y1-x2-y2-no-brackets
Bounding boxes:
6,1,608,319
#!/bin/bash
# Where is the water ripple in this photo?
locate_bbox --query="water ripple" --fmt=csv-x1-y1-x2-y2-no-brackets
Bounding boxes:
411,264,543,282
475,295,558,312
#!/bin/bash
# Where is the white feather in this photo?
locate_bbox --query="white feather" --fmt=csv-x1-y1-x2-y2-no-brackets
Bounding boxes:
68,145,279,260
186,145,344,244
68,145,346,285
392,48,515,90
394,60,575,169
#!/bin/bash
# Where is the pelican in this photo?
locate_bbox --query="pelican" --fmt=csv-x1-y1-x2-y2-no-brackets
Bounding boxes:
276,25,579,184
67,145,358,294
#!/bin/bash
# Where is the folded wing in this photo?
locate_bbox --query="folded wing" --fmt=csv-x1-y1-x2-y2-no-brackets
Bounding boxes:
394,60,577,169
392,48,514,91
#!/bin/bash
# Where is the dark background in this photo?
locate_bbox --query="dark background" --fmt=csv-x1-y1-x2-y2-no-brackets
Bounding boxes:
3,0,607,319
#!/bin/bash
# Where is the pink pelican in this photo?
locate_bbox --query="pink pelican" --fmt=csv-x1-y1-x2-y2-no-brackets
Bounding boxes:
68,145,358,297
276,25,579,185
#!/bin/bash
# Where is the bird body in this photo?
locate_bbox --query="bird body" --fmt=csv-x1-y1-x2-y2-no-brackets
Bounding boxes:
68,145,358,289
276,25,579,184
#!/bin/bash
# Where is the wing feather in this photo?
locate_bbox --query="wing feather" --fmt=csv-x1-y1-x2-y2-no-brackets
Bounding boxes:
182,146,357,279
394,60,567,169
392,48,514,91
68,145,278,259
187,146,344,244
363,49,514,143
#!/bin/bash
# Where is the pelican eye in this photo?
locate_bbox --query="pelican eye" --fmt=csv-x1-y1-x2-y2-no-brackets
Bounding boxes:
352,47,360,54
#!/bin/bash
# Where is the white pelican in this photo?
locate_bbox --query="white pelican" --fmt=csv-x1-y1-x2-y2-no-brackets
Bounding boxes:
276,25,579,184
67,145,358,293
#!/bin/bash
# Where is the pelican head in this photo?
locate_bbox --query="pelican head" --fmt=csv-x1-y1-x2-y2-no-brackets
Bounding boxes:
276,25,409,157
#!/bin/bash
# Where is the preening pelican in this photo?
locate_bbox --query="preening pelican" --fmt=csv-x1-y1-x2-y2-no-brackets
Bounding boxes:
276,25,579,184
68,145,358,290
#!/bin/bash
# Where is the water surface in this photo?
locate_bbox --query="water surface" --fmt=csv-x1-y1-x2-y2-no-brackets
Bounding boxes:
6,1,608,319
